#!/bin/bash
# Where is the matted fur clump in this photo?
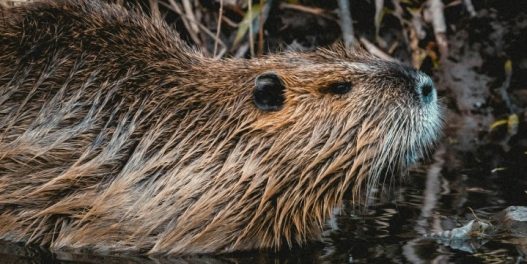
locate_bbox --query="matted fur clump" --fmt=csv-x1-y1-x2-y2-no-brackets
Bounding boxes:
0,0,441,255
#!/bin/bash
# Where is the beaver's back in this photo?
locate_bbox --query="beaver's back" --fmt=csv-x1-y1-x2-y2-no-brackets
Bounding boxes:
0,0,201,241
0,1,265,254
0,1,146,180
0,0,194,65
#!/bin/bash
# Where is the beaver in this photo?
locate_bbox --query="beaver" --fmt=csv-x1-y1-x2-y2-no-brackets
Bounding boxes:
0,0,441,255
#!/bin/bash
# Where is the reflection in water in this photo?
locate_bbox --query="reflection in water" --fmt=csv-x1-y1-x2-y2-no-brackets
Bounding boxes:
2,143,527,263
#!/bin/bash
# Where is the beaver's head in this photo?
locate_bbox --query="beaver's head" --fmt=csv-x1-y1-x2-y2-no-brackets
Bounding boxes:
249,47,441,201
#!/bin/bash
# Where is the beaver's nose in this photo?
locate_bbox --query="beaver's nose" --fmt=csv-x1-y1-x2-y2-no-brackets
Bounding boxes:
416,74,435,104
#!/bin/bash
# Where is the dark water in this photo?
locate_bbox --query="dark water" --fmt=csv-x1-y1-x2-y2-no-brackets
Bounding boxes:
2,144,526,264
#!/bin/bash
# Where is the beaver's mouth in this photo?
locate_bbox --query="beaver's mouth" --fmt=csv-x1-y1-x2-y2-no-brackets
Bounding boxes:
370,98,442,190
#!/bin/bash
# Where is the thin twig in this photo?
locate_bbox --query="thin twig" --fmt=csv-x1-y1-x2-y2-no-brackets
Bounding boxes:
464,0,476,17
387,41,399,54
149,0,160,19
257,0,263,55
221,16,238,27
499,60,516,113
248,0,255,57
162,0,227,56
165,0,201,46
4,0,32,6
359,37,397,62
234,42,249,58
182,0,199,34
445,0,463,8
337,0,355,48
374,0,384,45
213,0,224,58
244,0,272,57
280,3,335,20
426,0,448,59
408,25,424,68
391,0,412,55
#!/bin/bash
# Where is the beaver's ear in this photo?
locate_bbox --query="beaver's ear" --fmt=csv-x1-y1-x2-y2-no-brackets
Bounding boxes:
253,72,285,112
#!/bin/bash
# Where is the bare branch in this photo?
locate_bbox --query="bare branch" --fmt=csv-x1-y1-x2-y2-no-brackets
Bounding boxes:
165,0,201,46
499,60,517,113
214,0,224,58
359,37,397,62
426,0,448,58
248,0,254,57
280,3,335,20
464,0,476,17
374,0,384,45
149,0,159,19
182,0,199,34
162,0,227,55
337,0,355,48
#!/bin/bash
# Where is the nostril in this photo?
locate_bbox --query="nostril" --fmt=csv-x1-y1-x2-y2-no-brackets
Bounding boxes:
417,74,435,104
422,83,433,98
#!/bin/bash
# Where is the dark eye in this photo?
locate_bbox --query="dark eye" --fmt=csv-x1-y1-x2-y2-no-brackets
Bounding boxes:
327,82,352,95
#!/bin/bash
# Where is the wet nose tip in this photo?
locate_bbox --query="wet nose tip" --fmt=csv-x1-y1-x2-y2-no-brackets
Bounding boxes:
421,83,433,98
417,75,435,104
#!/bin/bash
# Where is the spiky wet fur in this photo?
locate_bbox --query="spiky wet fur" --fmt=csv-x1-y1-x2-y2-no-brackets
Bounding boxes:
0,0,442,255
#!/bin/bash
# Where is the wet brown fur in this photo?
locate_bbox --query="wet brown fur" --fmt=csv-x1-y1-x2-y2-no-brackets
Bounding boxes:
0,0,441,255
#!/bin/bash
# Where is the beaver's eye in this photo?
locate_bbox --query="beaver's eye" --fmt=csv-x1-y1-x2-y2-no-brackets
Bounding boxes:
326,82,352,95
